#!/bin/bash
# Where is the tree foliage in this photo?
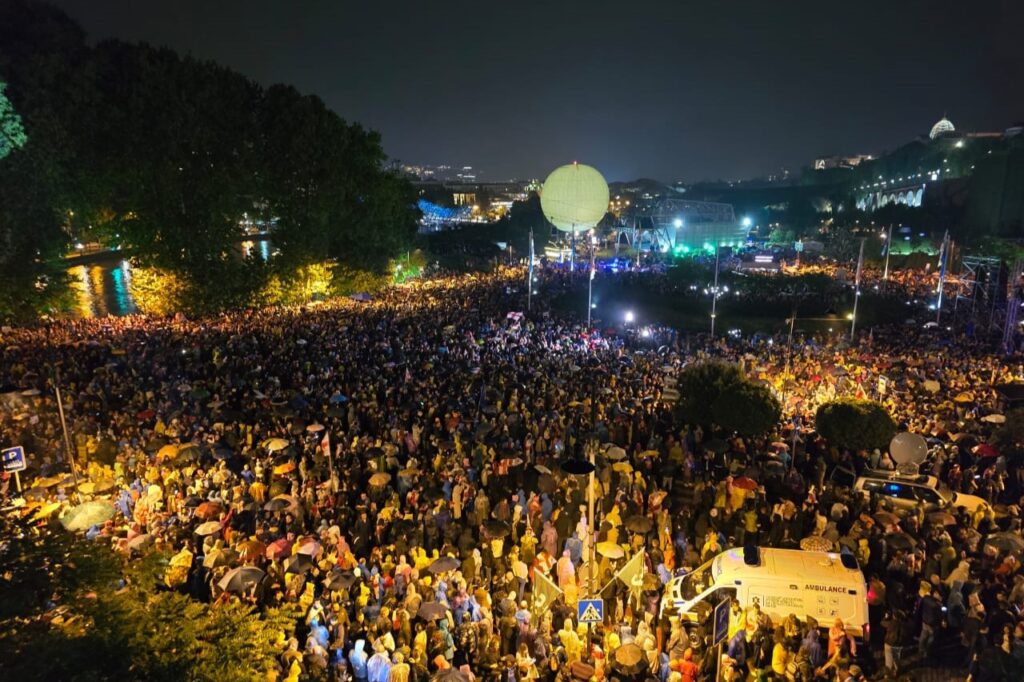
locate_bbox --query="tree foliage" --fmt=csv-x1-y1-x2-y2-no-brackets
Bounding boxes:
815,398,897,452
674,361,746,428
0,1,419,319
0,516,301,681
712,380,782,437
0,81,27,158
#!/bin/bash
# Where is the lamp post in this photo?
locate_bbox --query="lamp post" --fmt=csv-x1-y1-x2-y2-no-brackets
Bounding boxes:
51,366,82,503
710,242,720,337
560,439,598,598
850,238,865,341
587,234,596,327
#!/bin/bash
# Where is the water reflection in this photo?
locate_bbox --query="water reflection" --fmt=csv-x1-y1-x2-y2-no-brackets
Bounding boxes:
68,241,272,318
69,260,138,318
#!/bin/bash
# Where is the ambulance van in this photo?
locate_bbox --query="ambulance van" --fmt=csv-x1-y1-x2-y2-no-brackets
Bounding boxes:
660,547,869,640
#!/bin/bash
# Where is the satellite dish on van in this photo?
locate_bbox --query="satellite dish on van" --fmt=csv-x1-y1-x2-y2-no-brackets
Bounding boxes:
897,462,921,476
890,432,928,466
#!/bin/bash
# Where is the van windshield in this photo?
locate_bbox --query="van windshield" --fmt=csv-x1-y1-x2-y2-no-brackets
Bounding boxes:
679,560,715,600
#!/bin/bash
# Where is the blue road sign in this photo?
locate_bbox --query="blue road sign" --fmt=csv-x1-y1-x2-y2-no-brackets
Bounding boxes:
577,598,604,624
2,446,26,473
713,597,731,646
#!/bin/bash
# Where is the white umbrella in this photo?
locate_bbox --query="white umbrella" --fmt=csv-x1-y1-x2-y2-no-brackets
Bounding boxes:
982,414,1006,424
262,438,289,452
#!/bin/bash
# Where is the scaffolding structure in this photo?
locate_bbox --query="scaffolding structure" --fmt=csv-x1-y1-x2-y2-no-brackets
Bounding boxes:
1002,259,1024,352
952,255,1005,331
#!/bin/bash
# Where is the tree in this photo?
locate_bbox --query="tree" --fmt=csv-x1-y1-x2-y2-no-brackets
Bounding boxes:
0,81,27,159
815,399,896,452
674,361,747,428
0,515,302,680
712,380,782,437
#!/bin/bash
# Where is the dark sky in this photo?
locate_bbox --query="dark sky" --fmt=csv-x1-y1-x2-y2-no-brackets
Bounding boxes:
47,0,1024,183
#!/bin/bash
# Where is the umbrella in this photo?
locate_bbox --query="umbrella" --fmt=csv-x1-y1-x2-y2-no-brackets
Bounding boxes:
972,444,1000,458
873,511,900,526
328,393,348,404
30,501,63,521
475,423,494,439
325,570,357,591
203,548,238,569
985,532,1024,553
211,447,234,461
981,413,1006,424
194,501,223,520
484,520,510,537
624,516,653,534
264,495,298,512
218,566,265,593
174,444,202,464
611,643,647,676
294,538,321,558
954,392,974,404
60,501,115,531
597,541,625,559
369,473,391,487
262,438,289,452
194,521,223,536
605,446,627,461
537,474,557,494
266,538,293,561
638,449,660,459
284,554,315,574
417,601,449,621
886,532,915,551
156,444,179,461
273,462,296,476
431,670,470,682
800,536,833,552
306,423,325,433
127,534,154,552
732,476,757,491
534,465,552,474
79,479,117,495
237,539,266,563
183,496,203,508
928,511,957,526
429,556,461,574
31,475,64,489
144,437,168,453
922,380,941,394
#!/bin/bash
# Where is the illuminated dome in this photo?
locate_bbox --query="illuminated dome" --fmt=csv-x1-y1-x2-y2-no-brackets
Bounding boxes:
540,163,609,233
929,116,955,140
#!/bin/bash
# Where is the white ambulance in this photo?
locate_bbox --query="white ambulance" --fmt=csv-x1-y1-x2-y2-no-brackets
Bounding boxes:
660,547,869,640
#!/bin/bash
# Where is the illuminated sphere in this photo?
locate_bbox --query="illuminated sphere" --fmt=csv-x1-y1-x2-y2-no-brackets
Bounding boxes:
929,116,955,140
540,163,609,233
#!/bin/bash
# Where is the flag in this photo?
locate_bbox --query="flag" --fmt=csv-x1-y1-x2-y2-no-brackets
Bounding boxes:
320,431,330,458
612,551,645,602
532,567,562,615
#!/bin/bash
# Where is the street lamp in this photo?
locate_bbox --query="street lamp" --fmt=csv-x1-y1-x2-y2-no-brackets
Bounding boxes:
625,310,635,324
560,438,598,598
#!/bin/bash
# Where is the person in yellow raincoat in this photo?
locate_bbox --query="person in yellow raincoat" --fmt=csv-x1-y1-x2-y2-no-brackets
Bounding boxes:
165,545,193,589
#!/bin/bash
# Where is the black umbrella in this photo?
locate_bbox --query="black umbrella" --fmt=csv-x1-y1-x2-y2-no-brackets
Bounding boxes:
431,670,470,682
624,516,653,534
183,496,203,508
94,439,118,465
417,601,449,621
218,566,265,593
611,643,648,677
985,532,1024,553
144,437,167,453
886,532,915,551
284,554,315,575
475,423,494,439
429,556,461,574
537,474,557,494
325,571,357,591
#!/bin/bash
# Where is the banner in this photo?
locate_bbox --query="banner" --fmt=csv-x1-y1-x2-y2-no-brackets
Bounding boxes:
611,551,645,603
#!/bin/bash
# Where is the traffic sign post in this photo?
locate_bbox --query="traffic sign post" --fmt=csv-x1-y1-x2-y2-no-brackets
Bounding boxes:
712,597,731,682
2,446,26,493
577,598,604,624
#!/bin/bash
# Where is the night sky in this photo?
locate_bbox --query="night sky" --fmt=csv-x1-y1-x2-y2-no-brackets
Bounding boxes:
48,0,1024,183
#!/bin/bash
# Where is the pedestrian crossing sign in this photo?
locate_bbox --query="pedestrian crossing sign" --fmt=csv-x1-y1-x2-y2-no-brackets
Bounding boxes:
577,598,603,624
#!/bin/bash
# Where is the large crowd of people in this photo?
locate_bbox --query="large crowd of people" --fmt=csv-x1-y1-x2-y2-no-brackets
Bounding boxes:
2,264,1024,681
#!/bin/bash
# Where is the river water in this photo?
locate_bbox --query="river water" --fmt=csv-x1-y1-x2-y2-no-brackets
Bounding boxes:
68,240,272,318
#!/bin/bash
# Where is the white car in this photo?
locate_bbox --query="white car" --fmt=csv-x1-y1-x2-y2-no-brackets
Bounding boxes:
853,470,991,515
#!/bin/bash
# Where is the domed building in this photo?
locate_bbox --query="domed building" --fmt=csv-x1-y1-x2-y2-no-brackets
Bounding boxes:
929,116,956,140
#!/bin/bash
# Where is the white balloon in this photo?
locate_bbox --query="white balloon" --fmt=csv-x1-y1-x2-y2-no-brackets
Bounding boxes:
889,432,928,465
540,163,609,233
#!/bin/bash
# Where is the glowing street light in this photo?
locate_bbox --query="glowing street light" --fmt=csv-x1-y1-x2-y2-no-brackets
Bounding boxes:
625,310,635,324
741,216,753,228
673,218,683,228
